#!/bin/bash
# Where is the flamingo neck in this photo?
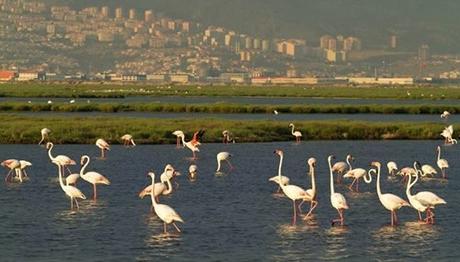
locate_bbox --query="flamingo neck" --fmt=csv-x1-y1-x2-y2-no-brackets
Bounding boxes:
57,164,65,190
346,156,353,171
180,135,186,145
150,175,158,207
437,148,441,161
310,164,316,197
164,178,173,194
278,154,284,189
291,125,295,135
364,169,372,183
376,165,382,198
328,157,335,195
48,144,55,161
405,170,415,199
216,159,221,172
80,156,90,177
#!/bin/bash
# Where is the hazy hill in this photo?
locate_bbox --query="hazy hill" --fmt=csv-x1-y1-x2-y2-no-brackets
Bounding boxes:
45,0,460,52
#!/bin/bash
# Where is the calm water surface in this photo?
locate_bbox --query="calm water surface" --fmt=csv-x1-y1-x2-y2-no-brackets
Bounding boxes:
7,112,460,123
0,141,458,261
1,96,459,105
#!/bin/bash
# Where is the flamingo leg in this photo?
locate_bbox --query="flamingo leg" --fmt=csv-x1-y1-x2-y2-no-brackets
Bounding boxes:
101,148,105,159
336,172,342,184
394,211,398,225
75,198,79,209
176,137,180,148
418,211,423,221
192,151,196,160
355,178,360,192
163,223,167,234
65,166,72,176
292,200,297,225
93,184,97,200
298,200,305,214
70,197,74,210
304,200,318,218
5,169,13,182
172,222,181,233
348,178,356,191
226,160,234,170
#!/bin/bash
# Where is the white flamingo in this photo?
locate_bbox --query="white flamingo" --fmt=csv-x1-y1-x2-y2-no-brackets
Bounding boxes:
46,142,76,176
1,159,21,182
441,125,457,144
172,130,185,148
216,152,233,172
188,164,197,180
139,167,175,201
178,131,204,160
148,172,184,234
343,167,372,192
268,175,290,193
409,163,447,224
331,154,353,183
299,157,318,218
370,161,410,226
440,111,451,119
15,160,32,182
436,146,449,179
289,123,302,143
57,163,86,210
96,139,110,158
387,161,398,176
274,150,311,225
421,164,437,177
121,134,136,147
328,155,349,226
39,128,51,145
80,155,111,200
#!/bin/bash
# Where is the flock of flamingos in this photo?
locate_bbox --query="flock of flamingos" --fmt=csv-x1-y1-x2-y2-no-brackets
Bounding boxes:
0,111,454,234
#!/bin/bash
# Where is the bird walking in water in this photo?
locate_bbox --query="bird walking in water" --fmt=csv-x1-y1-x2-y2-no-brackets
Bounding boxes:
148,172,184,234
222,130,235,144
57,163,86,210
436,146,449,179
370,161,410,226
80,155,111,200
216,152,234,173
96,139,110,159
121,134,136,147
328,155,349,226
289,123,302,143
39,128,51,145
300,157,318,219
331,154,353,184
46,142,76,176
172,130,185,148
178,129,205,160
1,159,21,182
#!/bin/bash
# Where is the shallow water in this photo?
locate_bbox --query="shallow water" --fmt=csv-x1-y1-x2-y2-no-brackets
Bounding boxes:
0,141,458,261
1,96,459,105
7,111,460,123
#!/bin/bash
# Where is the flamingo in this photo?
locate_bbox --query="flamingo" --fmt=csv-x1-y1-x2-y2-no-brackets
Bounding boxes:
178,130,205,160
331,154,353,183
289,123,302,143
65,172,80,186
147,172,184,234
370,161,410,226
409,163,447,224
1,159,20,182
96,138,110,159
57,163,86,210
14,160,32,182
268,175,290,193
39,128,51,145
441,125,457,145
440,111,451,119
299,157,318,218
46,142,76,176
436,146,449,179
216,152,233,172
222,130,235,144
328,155,349,226
387,161,398,176
421,164,437,177
80,155,111,200
188,164,197,180
274,150,311,225
139,166,175,201
273,110,279,115
121,134,136,147
343,165,372,192
172,130,185,148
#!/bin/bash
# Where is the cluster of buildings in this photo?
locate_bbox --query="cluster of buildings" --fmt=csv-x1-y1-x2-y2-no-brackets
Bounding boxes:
0,0,459,82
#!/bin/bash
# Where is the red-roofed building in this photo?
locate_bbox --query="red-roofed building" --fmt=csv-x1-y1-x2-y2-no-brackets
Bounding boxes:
0,71,16,81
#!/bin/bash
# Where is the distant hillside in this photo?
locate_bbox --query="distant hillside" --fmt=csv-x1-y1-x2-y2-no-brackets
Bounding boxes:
46,0,460,52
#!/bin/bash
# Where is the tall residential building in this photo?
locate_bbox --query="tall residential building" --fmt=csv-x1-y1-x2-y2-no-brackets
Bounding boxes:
144,10,153,22
389,35,397,49
101,6,109,18
343,37,362,51
327,38,337,51
320,35,334,49
128,8,136,20
115,7,123,19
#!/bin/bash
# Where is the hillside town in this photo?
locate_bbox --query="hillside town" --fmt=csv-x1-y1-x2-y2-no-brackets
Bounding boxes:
1,0,460,84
